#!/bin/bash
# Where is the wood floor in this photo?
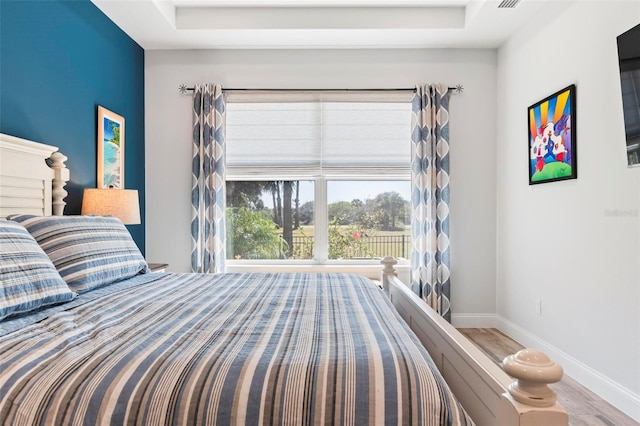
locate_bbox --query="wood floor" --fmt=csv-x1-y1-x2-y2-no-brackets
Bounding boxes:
457,328,639,426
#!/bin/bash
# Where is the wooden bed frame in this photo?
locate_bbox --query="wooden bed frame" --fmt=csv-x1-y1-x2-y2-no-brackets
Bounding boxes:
0,133,69,217
0,132,568,425
381,257,568,425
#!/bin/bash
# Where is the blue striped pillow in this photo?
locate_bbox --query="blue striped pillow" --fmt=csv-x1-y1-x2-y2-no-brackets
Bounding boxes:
9,215,148,293
0,220,76,320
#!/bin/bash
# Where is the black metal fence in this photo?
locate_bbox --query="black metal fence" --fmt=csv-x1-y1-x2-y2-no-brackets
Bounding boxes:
291,234,411,259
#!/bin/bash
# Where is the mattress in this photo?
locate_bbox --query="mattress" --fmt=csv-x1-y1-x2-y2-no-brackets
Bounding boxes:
0,272,472,425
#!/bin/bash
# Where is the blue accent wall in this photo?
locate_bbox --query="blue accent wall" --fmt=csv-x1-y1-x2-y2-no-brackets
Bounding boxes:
0,0,145,253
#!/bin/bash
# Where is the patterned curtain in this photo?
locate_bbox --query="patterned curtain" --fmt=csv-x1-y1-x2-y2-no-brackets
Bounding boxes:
411,84,451,322
191,84,226,273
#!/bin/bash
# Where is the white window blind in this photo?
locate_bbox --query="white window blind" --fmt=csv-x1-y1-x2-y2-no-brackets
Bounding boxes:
225,91,413,178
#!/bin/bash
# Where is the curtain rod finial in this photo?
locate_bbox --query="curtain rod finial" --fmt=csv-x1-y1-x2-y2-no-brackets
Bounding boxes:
179,84,188,94
453,84,464,94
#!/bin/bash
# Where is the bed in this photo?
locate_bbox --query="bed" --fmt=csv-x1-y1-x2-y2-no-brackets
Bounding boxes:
0,132,568,425
1,269,471,425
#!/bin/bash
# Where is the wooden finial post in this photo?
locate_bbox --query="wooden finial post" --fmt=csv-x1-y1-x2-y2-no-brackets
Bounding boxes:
380,256,398,293
502,349,564,407
49,151,69,216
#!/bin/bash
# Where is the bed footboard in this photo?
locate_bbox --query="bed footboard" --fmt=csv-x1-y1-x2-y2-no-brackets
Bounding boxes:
380,257,568,426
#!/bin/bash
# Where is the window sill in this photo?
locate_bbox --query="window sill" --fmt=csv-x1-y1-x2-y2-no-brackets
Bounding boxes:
226,260,410,280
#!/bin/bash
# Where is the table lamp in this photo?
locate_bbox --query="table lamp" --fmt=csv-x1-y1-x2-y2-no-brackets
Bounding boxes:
81,188,140,225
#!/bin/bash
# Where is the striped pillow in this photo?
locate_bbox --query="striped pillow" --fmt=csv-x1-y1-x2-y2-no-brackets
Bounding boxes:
9,215,148,293
0,220,76,320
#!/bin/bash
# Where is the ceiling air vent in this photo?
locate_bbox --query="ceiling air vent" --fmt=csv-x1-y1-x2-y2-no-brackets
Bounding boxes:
498,0,521,8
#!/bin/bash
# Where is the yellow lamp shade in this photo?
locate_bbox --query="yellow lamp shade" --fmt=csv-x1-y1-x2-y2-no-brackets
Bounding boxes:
81,188,140,225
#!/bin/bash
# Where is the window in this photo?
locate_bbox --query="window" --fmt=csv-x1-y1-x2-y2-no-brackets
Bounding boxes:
226,180,315,260
225,91,412,263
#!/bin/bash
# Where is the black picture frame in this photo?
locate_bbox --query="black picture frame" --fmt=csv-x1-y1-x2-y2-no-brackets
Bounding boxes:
527,84,577,185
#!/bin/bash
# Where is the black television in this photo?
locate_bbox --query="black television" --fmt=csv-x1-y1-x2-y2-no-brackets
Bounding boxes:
617,23,640,167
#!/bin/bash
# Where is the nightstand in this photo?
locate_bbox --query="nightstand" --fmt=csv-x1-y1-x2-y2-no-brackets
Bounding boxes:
148,263,169,273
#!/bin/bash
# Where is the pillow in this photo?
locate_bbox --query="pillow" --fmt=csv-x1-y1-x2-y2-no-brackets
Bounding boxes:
9,215,148,293
0,219,76,320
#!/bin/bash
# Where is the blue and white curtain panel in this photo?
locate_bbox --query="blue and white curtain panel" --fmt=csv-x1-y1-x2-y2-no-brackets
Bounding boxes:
191,84,226,273
411,84,451,322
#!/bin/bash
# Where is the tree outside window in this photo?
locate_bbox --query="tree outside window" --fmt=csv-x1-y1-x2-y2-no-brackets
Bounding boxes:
226,180,410,261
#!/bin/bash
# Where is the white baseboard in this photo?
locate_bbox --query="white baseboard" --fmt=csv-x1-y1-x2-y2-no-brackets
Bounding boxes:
496,315,640,423
451,313,496,328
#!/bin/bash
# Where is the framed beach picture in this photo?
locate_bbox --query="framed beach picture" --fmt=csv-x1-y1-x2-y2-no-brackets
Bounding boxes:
528,84,577,185
97,105,124,188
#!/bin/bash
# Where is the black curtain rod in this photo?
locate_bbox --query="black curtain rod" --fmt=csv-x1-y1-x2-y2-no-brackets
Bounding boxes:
178,84,464,94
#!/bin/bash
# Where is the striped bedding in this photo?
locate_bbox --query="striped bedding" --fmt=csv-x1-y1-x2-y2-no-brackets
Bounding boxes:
0,272,472,425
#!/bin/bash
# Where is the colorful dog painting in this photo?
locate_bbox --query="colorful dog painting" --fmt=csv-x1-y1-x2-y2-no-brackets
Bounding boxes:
528,85,577,185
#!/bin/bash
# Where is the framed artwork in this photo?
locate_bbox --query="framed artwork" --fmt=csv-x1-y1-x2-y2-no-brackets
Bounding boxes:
528,84,577,185
97,105,125,188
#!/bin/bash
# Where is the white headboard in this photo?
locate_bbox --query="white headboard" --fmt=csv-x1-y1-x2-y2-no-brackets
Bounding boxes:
0,133,69,217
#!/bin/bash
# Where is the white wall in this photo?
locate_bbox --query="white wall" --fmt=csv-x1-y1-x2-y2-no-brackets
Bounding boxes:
144,48,497,317
496,1,640,420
